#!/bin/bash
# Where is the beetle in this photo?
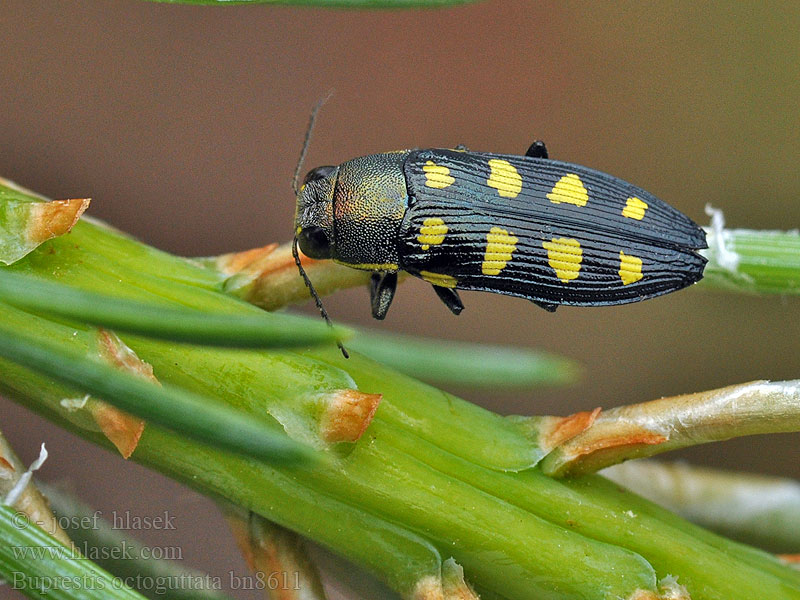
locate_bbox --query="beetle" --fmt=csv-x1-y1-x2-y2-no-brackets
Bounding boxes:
292,139,707,324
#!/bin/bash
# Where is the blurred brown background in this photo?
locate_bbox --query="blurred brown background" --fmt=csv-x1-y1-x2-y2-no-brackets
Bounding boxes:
2,1,799,598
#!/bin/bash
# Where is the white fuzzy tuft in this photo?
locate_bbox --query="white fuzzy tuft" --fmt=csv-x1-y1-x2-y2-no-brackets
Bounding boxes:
3,443,48,507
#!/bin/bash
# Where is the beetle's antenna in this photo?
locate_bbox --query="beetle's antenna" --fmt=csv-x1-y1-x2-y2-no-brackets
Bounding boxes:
292,91,333,196
292,92,346,358
292,236,349,359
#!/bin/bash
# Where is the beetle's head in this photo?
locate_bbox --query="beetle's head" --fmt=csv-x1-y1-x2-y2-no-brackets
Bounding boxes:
294,165,339,259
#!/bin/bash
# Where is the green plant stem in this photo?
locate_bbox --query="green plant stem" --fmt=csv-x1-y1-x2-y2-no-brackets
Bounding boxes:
373,424,800,597
602,461,800,554
700,227,800,294
0,505,146,600
539,380,800,477
26,299,537,464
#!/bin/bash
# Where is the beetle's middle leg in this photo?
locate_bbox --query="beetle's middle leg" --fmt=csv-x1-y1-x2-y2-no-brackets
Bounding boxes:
432,285,464,315
532,299,558,312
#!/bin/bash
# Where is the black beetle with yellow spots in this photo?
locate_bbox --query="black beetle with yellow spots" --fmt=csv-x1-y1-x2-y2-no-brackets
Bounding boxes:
293,141,707,320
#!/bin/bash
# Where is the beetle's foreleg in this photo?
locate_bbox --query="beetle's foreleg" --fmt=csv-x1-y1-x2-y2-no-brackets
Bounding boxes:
525,140,549,159
432,286,464,315
369,272,398,320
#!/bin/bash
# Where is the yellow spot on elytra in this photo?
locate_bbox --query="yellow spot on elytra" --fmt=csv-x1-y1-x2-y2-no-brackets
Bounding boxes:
482,227,518,275
619,251,643,285
417,217,448,250
423,161,455,189
542,237,582,282
622,197,648,220
547,174,588,207
420,271,457,288
338,261,399,271
486,159,522,198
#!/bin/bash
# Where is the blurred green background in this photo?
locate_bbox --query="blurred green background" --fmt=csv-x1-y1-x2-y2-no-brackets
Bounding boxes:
2,1,799,598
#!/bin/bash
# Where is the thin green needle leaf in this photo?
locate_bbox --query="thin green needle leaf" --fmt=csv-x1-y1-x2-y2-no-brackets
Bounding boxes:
0,321,316,465
0,505,147,600
40,485,238,600
348,330,581,389
0,269,349,349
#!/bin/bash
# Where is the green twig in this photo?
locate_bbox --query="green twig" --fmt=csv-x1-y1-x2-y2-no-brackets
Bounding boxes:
602,461,800,554
699,208,800,294
540,380,800,477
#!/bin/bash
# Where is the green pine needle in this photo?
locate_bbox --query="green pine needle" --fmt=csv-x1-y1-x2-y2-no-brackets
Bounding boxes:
0,320,317,465
0,505,147,600
349,329,580,389
0,269,349,349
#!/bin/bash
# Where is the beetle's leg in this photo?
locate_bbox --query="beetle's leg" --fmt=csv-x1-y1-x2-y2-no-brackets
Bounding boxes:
432,285,464,315
454,144,469,151
369,272,398,320
532,299,558,312
525,140,549,159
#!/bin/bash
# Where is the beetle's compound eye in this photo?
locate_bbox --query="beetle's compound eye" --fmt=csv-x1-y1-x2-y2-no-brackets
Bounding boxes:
303,165,337,185
297,226,332,259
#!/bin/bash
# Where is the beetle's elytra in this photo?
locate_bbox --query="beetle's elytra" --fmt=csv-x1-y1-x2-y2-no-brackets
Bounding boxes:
294,141,707,320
